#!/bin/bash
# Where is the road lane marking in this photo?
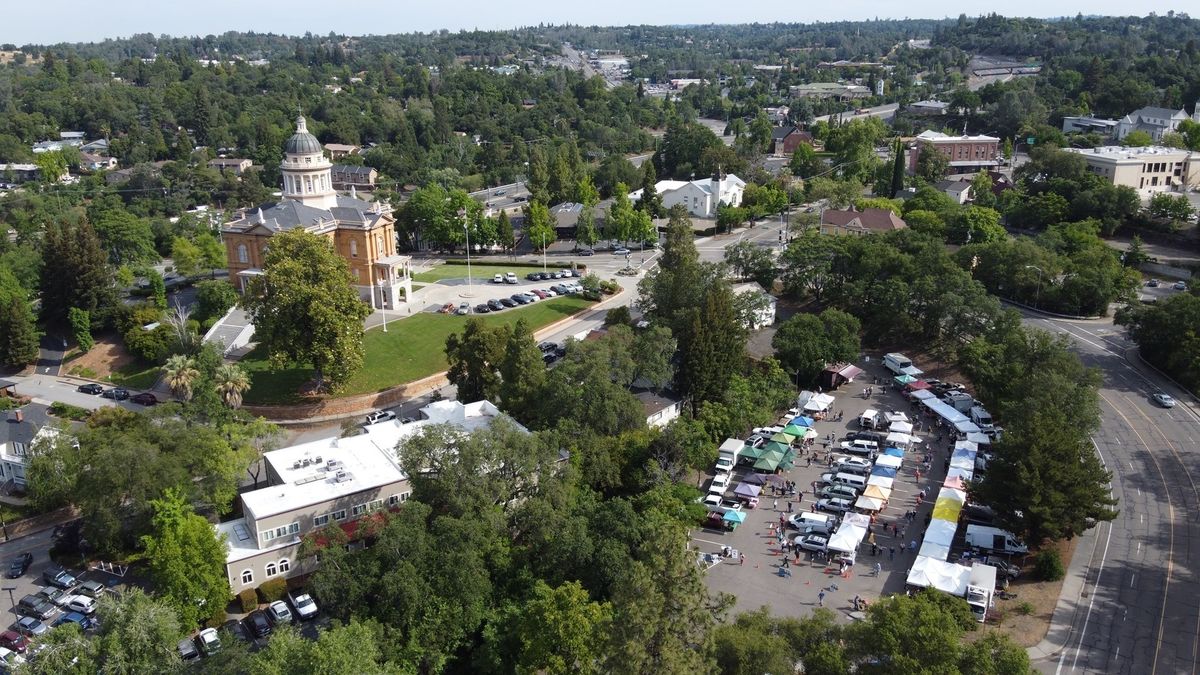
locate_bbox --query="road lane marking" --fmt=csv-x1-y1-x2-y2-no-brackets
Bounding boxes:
1060,437,1115,675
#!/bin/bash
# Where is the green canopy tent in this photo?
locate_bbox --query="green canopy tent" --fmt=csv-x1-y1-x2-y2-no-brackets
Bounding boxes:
763,440,791,455
754,448,786,472
782,424,807,438
770,432,796,445
894,374,917,385
739,444,767,461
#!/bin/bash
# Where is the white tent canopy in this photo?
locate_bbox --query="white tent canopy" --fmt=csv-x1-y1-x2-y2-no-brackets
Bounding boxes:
827,523,868,553
919,541,952,561
965,432,991,445
855,495,885,511
843,512,872,528
867,474,895,489
889,420,914,434
924,519,958,547
797,390,836,413
886,431,922,447
913,392,981,434
946,466,974,483
875,454,902,469
906,556,972,595
938,487,967,503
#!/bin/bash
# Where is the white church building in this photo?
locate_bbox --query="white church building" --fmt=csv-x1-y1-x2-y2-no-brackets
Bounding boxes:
630,173,745,218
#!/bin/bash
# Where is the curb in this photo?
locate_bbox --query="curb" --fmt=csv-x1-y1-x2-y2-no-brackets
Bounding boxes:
998,297,1103,321
1025,523,1101,664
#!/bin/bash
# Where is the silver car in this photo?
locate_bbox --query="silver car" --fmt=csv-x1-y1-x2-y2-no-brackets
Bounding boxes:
816,497,853,513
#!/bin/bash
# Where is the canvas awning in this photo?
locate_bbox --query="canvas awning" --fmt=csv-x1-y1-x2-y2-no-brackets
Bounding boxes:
734,483,762,499
863,484,891,500
951,449,976,470
764,440,791,455
938,487,967,503
798,391,835,412
827,523,868,553
836,363,864,380
942,475,966,490
924,519,958,547
770,432,796,445
782,424,807,437
743,473,767,485
905,380,931,392
965,432,991,445
789,416,815,427
932,499,963,523
875,454,902,469
843,512,872,528
946,467,974,483
906,556,971,594
754,449,785,472
855,495,885,511
918,541,952,561
870,466,898,479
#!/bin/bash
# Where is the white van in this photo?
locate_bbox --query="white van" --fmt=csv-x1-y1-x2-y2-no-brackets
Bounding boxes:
839,439,878,458
833,472,868,490
965,524,1027,554
970,406,994,430
788,511,835,534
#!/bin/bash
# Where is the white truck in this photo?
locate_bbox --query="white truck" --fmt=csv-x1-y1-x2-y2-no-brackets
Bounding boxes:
965,563,998,622
883,353,923,377
969,406,994,431
965,525,1028,555
716,438,743,472
859,409,882,429
943,390,975,413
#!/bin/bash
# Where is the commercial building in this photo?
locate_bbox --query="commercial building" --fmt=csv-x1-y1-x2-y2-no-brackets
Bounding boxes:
219,400,522,593
908,131,1001,175
788,82,870,100
1061,115,1119,136
1063,145,1200,196
819,207,907,237
629,174,744,219
221,116,411,309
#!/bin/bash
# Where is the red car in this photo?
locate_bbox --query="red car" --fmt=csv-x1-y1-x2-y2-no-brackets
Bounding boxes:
131,392,158,406
0,630,29,654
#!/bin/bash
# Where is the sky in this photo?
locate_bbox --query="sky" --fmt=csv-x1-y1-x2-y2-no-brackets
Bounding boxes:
2,1,1194,46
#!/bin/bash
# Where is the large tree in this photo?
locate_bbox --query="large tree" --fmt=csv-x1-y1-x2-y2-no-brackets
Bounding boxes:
498,319,546,422
92,589,185,674
525,200,557,252
0,269,39,368
39,220,114,327
445,319,507,403
772,309,861,385
139,489,232,628
636,161,663,218
677,283,745,414
485,580,612,675
242,229,371,393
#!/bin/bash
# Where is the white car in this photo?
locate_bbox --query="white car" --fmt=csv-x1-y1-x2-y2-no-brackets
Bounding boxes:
504,272,518,284
816,497,854,513
708,473,732,495
834,456,873,471
715,456,735,472
64,595,96,615
795,533,830,552
197,627,221,655
492,274,504,284
700,493,722,510
267,600,292,625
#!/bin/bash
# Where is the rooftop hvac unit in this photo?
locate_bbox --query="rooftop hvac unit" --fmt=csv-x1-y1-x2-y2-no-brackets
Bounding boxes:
293,461,302,469
313,455,322,464
301,458,311,467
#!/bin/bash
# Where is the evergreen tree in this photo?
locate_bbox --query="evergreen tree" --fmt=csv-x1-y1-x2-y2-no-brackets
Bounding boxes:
497,210,515,254
528,145,551,204
39,220,114,327
445,320,506,403
68,307,93,352
677,283,745,414
889,138,905,198
637,161,663,218
638,206,704,332
498,319,546,423
0,272,39,368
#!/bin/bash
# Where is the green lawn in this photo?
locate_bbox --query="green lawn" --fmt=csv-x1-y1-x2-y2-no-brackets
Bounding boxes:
241,295,595,405
105,361,161,390
412,264,482,283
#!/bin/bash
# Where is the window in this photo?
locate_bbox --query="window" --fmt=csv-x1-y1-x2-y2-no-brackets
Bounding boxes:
265,562,277,577
332,509,347,521
305,176,312,192
368,499,383,512
313,514,329,527
350,239,358,257
387,494,400,506
279,559,290,573
241,569,253,585
376,235,383,254
351,504,367,516
237,244,248,264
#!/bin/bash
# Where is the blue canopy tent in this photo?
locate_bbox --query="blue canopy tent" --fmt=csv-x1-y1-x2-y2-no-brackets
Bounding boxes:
723,509,746,524
789,416,815,427
870,465,898,479
882,447,904,458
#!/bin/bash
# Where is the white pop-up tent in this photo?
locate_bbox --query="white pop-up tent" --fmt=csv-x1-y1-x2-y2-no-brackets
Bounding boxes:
827,523,868,553
906,556,972,595
889,420,914,434
797,391,836,413
875,454,902,469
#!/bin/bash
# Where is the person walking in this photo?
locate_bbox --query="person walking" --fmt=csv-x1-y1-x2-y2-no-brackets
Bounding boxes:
782,556,790,569
874,562,882,577
787,501,793,513
909,540,917,553
774,498,779,511
889,547,895,561
818,590,826,607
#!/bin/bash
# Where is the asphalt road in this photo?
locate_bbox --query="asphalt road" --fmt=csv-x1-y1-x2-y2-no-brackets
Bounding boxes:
1023,313,1200,675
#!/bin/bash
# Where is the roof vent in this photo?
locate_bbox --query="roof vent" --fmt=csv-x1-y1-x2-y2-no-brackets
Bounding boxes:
292,460,302,469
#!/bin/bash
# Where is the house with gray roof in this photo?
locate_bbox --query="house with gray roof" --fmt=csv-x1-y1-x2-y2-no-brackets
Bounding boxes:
1116,105,1196,141
0,404,57,492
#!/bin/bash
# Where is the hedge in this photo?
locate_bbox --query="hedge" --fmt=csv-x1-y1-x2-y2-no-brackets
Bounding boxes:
238,589,258,613
256,578,287,603
443,258,588,272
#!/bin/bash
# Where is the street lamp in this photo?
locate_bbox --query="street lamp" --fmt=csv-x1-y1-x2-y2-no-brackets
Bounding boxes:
376,279,388,333
1,587,15,617
463,222,474,297
1024,265,1045,309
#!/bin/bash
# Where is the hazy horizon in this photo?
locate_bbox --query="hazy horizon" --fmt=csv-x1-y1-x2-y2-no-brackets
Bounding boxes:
2,1,1194,47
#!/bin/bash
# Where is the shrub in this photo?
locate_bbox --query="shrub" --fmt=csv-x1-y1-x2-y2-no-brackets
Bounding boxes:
1016,601,1035,616
1033,549,1065,581
238,589,258,613
195,280,238,322
68,307,93,352
48,402,90,421
256,578,287,603
604,305,632,327
205,603,228,628
123,324,171,363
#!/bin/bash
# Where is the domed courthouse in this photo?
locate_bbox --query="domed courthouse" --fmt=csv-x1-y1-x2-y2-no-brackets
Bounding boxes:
222,116,411,309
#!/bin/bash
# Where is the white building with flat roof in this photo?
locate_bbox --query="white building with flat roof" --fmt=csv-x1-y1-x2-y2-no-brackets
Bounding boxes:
1063,145,1200,196
219,400,521,593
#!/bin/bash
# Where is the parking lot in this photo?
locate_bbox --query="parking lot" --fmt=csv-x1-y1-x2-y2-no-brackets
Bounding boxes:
693,356,954,620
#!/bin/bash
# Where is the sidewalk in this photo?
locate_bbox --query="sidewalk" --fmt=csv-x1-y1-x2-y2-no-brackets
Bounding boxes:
1026,521,1101,666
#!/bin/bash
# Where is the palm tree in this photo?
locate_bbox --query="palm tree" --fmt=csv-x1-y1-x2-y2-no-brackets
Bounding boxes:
162,355,200,402
214,364,250,409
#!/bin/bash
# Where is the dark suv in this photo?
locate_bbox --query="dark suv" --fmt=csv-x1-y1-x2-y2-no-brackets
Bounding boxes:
6,553,32,578
246,611,272,639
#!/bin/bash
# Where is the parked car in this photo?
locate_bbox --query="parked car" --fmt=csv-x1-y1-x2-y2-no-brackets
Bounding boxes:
542,288,557,297
715,456,735,473
499,297,517,308
819,485,860,501
76,383,104,395
492,274,504,284
14,617,47,638
537,341,557,353
487,298,504,311
456,302,470,315
1153,393,1177,408
474,303,490,314
364,410,396,425
221,619,252,644
438,302,455,314
178,637,200,661
542,352,558,365
100,387,129,401
0,631,29,654
197,627,221,656
35,587,67,607
815,497,853,513
76,580,105,599
6,553,32,579
266,601,292,626
795,533,830,552
64,595,96,616
246,611,272,638
16,595,54,621
708,473,732,495
42,567,76,590
1174,281,1188,291
613,248,631,255
834,457,873,471
53,612,93,630
504,273,518,284
0,646,25,669
130,392,158,406
526,272,542,281
288,591,319,621
1147,278,1160,287
579,249,595,256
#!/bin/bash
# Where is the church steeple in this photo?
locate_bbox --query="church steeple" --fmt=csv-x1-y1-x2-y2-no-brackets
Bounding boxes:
280,116,336,209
